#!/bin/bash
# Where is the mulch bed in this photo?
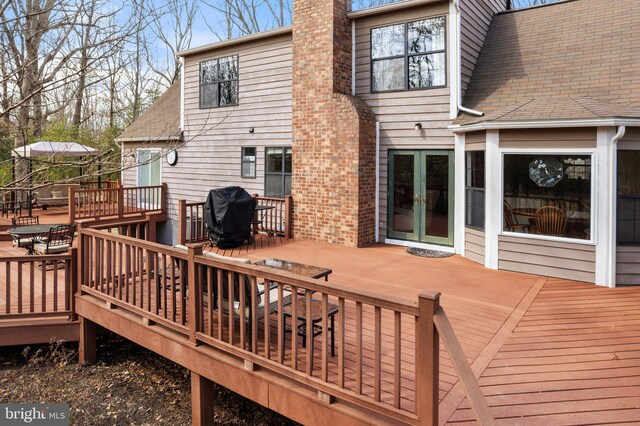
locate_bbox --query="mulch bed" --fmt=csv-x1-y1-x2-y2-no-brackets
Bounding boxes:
0,333,297,425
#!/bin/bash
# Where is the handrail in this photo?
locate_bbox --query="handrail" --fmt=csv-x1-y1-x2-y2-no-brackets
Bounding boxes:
177,194,293,244
0,249,77,320
76,227,492,425
433,308,496,425
69,183,166,223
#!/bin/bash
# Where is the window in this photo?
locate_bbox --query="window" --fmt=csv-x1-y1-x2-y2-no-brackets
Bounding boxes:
465,151,484,229
503,154,592,240
137,149,162,208
199,55,239,108
371,16,446,92
617,151,640,244
265,147,292,197
241,147,256,178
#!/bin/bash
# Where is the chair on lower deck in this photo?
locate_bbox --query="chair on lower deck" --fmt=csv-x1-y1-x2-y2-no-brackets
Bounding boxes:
11,215,40,251
534,206,567,236
33,224,76,255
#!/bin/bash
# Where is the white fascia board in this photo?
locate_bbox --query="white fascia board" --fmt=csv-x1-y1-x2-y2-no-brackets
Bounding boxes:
449,119,640,133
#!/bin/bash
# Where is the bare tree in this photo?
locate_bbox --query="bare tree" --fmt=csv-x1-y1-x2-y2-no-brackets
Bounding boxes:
146,0,199,87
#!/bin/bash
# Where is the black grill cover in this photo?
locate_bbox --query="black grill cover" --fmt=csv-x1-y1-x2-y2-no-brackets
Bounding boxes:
204,187,256,249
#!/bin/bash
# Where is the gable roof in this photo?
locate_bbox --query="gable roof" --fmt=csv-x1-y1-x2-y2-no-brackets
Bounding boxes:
116,81,182,142
455,0,640,127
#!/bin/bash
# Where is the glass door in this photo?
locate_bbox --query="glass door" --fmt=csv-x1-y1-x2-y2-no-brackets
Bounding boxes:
137,149,162,209
388,150,454,246
388,152,419,241
421,151,454,246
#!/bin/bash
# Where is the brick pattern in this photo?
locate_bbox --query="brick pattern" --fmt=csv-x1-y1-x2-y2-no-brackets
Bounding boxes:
292,0,376,247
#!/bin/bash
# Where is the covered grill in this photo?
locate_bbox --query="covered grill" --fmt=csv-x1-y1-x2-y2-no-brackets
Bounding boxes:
204,187,256,249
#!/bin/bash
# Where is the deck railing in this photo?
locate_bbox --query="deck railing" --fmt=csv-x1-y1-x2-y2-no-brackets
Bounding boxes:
177,195,292,245
77,227,495,425
80,179,121,190
0,249,77,321
69,184,166,223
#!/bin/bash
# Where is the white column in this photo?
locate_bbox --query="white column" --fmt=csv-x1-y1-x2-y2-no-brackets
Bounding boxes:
454,133,465,255
484,130,500,269
595,127,616,287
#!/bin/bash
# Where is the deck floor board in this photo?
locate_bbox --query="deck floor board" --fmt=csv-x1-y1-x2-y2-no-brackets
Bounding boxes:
1,237,639,424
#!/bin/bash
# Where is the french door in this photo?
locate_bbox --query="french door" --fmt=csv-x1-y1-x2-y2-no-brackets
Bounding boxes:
388,150,454,246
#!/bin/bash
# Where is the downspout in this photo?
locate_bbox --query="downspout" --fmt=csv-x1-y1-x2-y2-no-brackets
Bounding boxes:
375,121,380,242
453,0,484,118
352,20,356,96
608,125,626,287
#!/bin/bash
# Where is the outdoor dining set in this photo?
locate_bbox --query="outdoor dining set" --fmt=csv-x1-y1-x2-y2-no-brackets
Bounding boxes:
8,216,76,257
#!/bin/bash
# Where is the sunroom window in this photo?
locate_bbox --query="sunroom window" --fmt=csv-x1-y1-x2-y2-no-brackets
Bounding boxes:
371,16,446,92
465,151,485,229
503,154,592,240
199,55,238,108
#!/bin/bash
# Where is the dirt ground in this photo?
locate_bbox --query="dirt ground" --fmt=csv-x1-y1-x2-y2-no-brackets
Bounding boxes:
0,333,297,425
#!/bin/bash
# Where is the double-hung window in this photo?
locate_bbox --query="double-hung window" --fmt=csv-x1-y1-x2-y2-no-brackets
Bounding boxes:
371,16,446,92
199,55,239,108
265,147,292,198
465,152,485,229
241,147,256,178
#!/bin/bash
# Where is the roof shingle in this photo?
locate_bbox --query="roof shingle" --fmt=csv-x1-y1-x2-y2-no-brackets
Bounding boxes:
455,0,640,126
116,81,182,142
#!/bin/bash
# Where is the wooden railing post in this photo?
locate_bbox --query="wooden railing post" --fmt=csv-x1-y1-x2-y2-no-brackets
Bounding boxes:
285,195,292,238
416,290,441,426
161,183,168,214
68,187,76,224
187,244,203,345
69,247,78,321
117,186,124,218
178,200,187,245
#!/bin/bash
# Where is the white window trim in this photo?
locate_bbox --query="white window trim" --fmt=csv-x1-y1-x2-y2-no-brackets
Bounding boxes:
499,147,597,245
137,148,163,209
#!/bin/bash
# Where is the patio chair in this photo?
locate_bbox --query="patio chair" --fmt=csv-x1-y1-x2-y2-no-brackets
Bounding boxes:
503,202,530,233
534,206,567,236
32,224,76,255
11,216,40,250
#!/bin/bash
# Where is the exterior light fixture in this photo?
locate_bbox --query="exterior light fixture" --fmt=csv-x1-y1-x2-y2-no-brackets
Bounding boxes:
249,127,255,133
414,123,422,131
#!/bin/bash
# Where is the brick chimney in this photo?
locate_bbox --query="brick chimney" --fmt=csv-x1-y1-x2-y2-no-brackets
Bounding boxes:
291,0,376,248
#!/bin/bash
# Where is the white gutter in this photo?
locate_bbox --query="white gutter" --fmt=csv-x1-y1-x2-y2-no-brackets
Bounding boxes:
449,118,640,133
180,57,185,130
608,125,626,287
453,0,484,118
375,122,381,242
352,20,356,97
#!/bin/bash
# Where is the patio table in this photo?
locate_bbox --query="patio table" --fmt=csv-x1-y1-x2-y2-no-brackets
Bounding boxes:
254,257,335,369
7,224,64,255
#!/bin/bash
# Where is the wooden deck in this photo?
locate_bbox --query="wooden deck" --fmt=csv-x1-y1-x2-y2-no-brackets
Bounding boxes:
1,235,639,423
201,240,640,424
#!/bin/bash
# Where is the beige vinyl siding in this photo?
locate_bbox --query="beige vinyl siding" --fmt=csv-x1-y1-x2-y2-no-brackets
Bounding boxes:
465,130,485,151
616,127,640,286
616,246,640,285
169,33,292,222
465,227,485,264
354,3,453,240
498,235,596,283
500,128,597,149
459,0,505,96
